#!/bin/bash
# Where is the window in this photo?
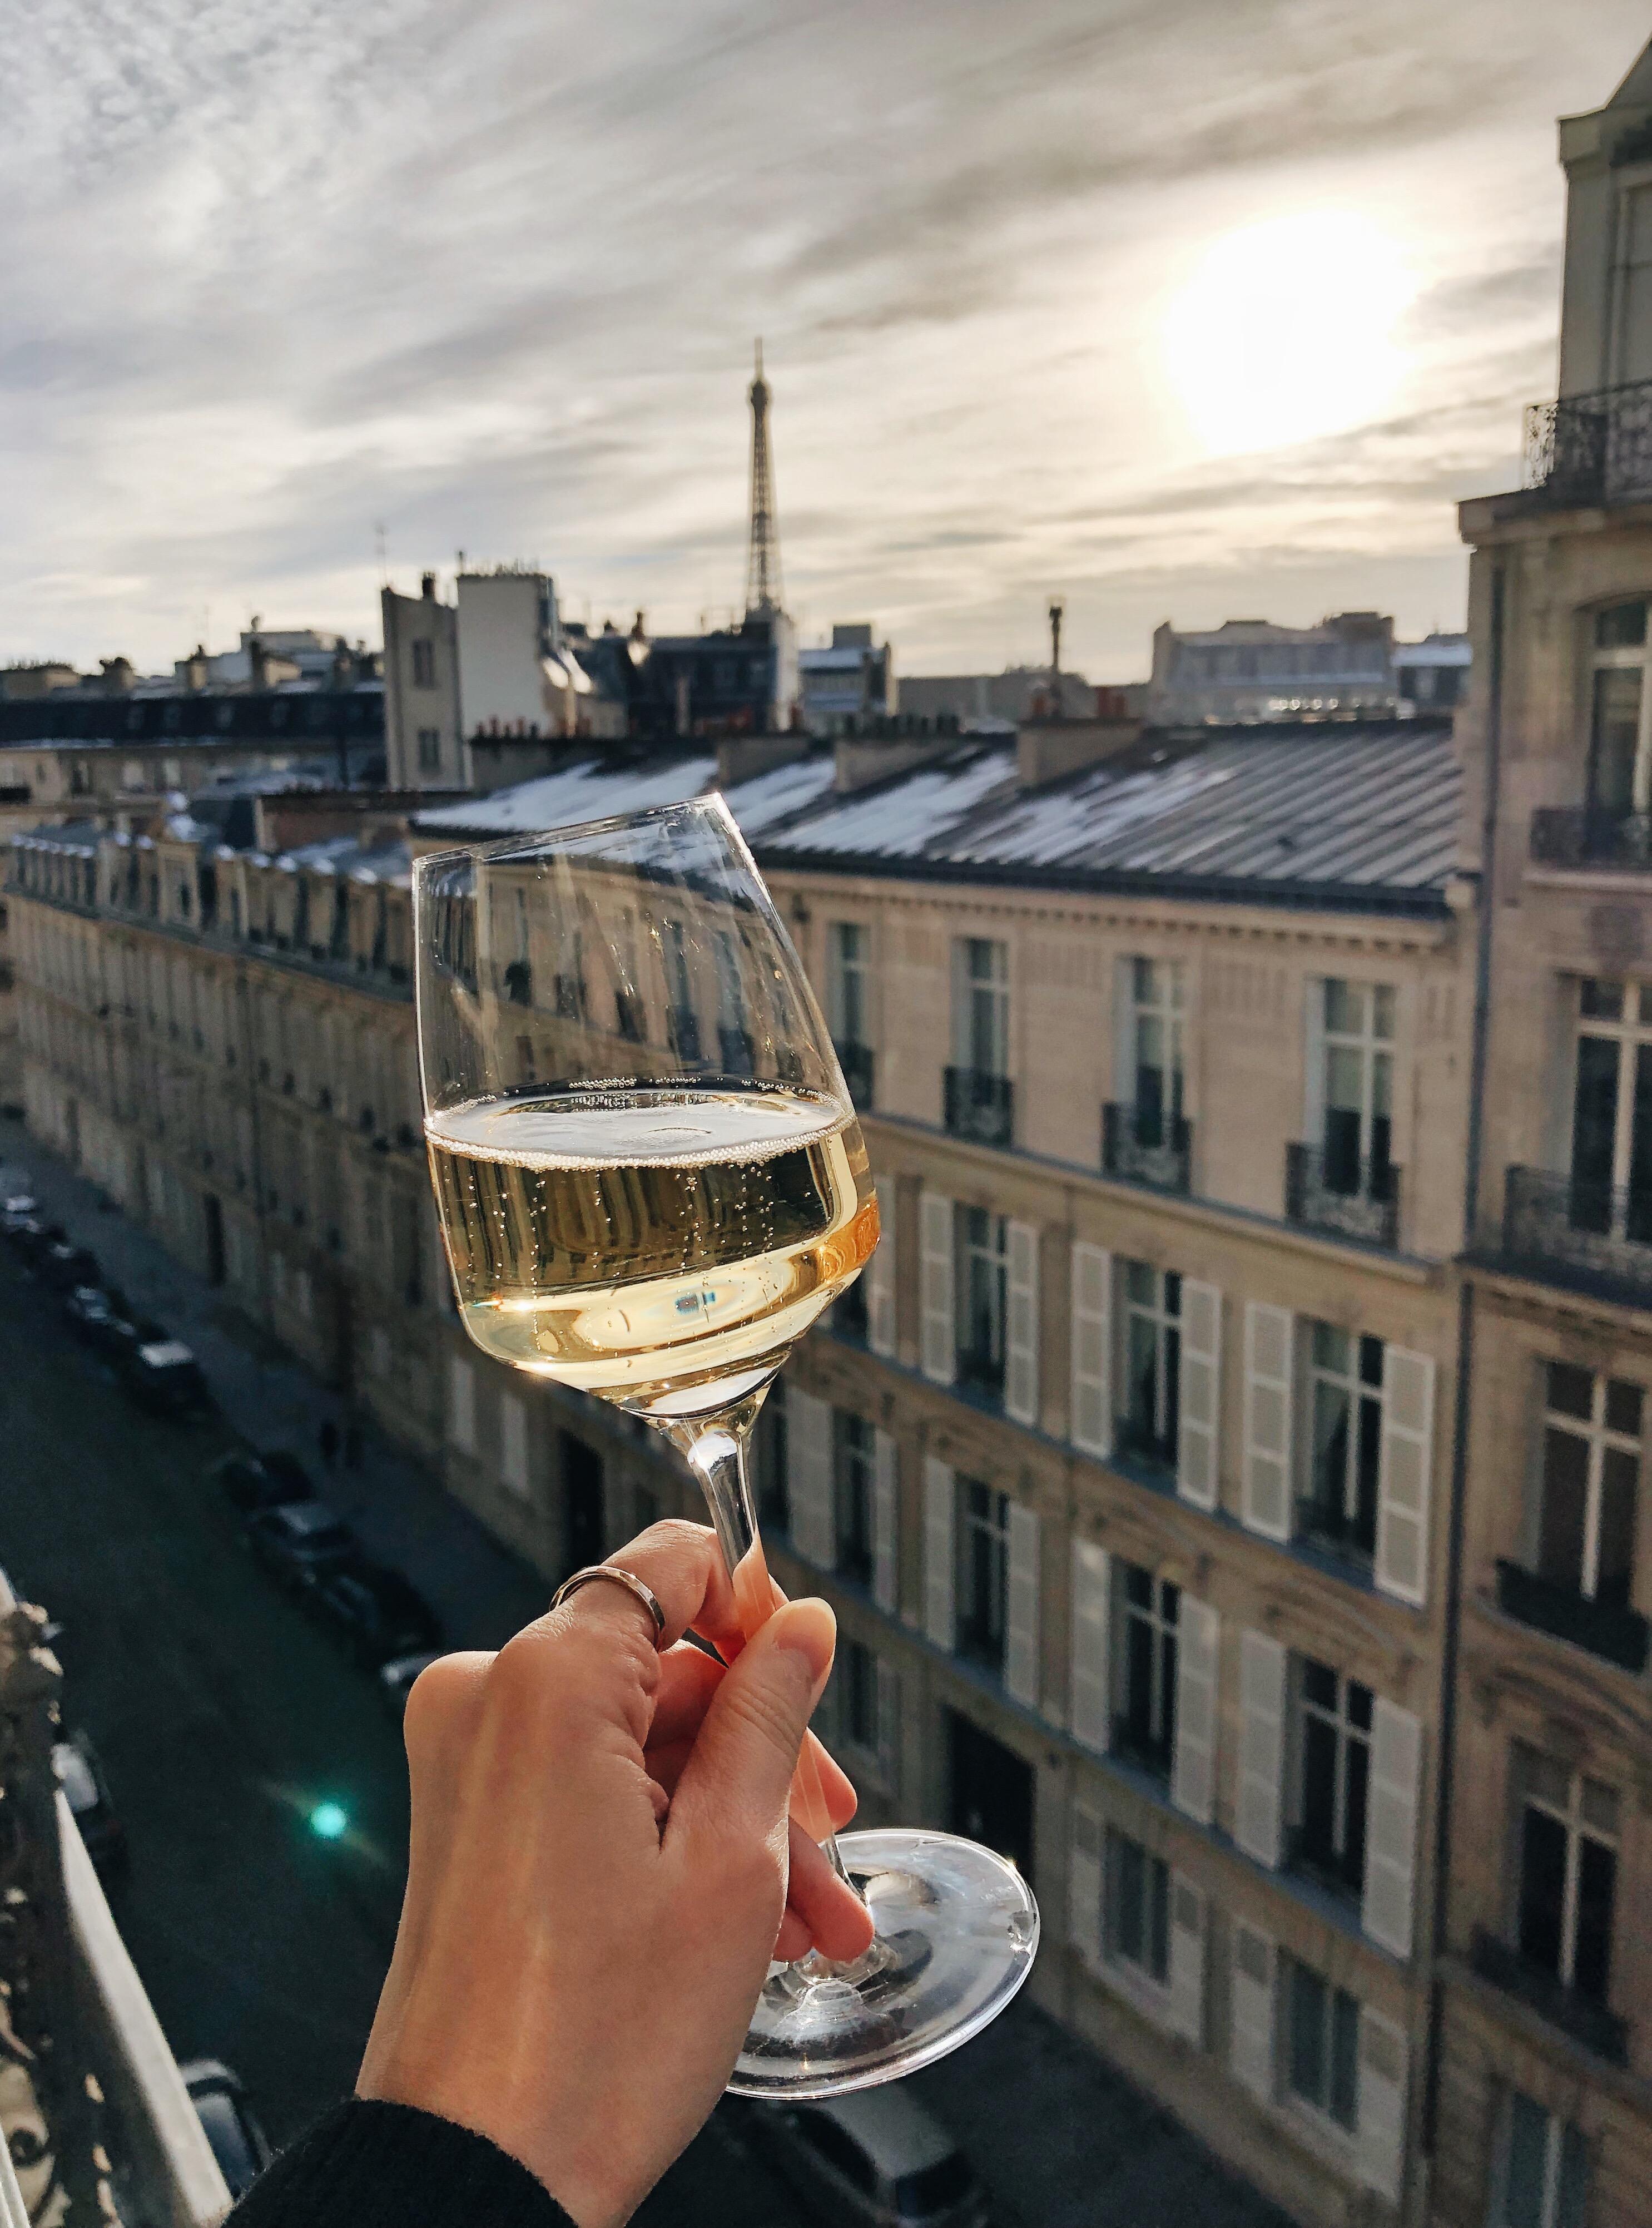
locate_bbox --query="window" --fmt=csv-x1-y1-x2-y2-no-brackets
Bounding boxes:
1586,598,1650,819
1303,1326,1383,1561
1569,977,1652,1239
1286,1960,1360,2132
416,727,442,772
713,929,752,1072
1319,978,1393,1195
833,1411,875,1585
1119,1261,1180,1468
958,1206,1007,1399
1105,1828,1169,1983
1295,1660,1372,1897
662,918,700,1059
1498,2091,1589,2228
1516,1750,1617,2003
830,922,870,1047
956,1477,1009,1673
1116,1562,1178,1777
758,1382,788,1532
411,638,436,689
1123,958,1184,1147
1536,1363,1640,1608
840,1637,878,1751
956,937,1009,1076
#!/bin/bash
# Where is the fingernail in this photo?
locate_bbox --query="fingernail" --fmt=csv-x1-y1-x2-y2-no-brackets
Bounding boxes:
770,1597,836,1687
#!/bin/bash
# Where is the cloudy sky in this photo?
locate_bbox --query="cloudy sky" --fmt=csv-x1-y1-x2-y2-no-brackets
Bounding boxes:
6,1,1650,680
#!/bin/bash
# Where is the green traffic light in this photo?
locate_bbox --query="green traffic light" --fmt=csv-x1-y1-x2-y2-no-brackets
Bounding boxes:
309,1801,349,1841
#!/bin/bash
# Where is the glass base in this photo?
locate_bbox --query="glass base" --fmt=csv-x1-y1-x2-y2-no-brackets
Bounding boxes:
728,1828,1039,2101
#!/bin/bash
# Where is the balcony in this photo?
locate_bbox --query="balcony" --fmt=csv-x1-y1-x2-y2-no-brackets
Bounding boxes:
1102,1103,1190,1194
1523,377,1652,510
1530,807,1652,872
1470,1928,1628,2065
944,1066,1013,1147
1495,1560,1650,1672
835,1038,875,1112
1284,1142,1400,1249
1502,1165,1652,1308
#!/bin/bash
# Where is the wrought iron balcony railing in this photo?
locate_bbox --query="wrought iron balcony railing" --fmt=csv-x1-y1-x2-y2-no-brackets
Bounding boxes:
1495,1560,1650,1673
1524,376,1652,508
1102,1103,1191,1194
1284,1142,1400,1249
1502,1165,1652,1307
834,1039,875,1112
1530,807,1652,871
1469,1928,1628,2065
943,1066,1013,1147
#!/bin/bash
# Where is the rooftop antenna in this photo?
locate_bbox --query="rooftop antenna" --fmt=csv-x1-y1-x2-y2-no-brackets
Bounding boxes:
1048,597,1064,679
744,340,784,618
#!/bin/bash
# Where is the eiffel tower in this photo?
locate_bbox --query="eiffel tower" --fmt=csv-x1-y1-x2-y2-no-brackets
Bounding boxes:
744,340,784,618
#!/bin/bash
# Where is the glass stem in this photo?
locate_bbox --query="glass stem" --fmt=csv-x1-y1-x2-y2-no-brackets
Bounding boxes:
662,1401,857,1893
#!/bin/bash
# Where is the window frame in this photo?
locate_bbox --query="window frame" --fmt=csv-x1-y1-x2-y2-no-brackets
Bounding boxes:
1118,1259,1181,1469
956,1204,1008,1399
1569,975,1652,1226
832,1410,876,1586
1292,1657,1373,1898
955,1474,1010,1674
1496,2088,1590,2228
1124,956,1185,1147
1515,1750,1619,2001
1114,1560,1179,1778
1585,597,1652,818
1319,976,1395,1190
1104,1824,1171,1986
1284,1959,1360,2135
829,920,870,1049
1534,1359,1643,1607
955,935,1009,1078
1301,1324,1385,1563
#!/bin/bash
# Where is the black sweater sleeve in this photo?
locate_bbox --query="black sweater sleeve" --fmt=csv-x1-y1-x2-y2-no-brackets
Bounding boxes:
229,2097,579,2228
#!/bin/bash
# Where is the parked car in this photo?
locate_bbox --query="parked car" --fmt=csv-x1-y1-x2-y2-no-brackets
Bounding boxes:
63,1284,118,1341
40,1240,100,1294
309,1565,441,1670
244,1502,362,1594
177,2061,272,2200
3,1215,51,1261
378,1650,443,1719
740,2091,989,2228
1,1190,37,1219
210,1450,315,1514
118,1339,217,1419
53,1731,126,1878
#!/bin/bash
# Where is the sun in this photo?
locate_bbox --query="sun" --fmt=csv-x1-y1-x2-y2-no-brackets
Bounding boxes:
1164,210,1415,458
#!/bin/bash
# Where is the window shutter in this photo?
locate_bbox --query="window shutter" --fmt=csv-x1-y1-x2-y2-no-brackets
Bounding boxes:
923,1457,955,1650
875,1660,901,1796
1167,1874,1205,2047
1069,1539,1111,1753
1229,1924,1276,2102
500,1390,529,1498
1005,1502,1041,1708
867,1178,897,1357
1177,1280,1222,1510
1005,1219,1040,1427
1376,1348,1435,1607
1070,1241,1113,1458
920,1192,956,1384
872,1428,899,1614
1355,2009,1408,2204
1172,1596,1219,1826
787,1391,835,1568
1241,1301,1294,1541
1236,1631,1287,1868
1362,1699,1422,1959
1069,1799,1103,1970
447,1355,475,1453
1303,977,1326,1150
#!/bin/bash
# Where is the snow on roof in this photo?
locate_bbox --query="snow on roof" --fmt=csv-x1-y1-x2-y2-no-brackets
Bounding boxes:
722,752,837,834
413,753,717,838
760,742,1017,861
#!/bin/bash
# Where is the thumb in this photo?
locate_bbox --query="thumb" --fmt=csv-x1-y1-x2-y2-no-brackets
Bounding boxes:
665,1598,836,1855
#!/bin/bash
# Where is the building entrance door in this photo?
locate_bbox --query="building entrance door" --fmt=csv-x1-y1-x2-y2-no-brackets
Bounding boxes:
946,1707,1034,1882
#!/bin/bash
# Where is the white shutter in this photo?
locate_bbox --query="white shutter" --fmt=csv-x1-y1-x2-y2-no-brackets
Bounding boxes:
1069,1799,1103,1970
1229,1924,1276,2101
788,1390,835,1568
499,1390,530,1498
1172,1596,1219,1826
1005,1502,1041,1707
1355,2010,1408,2204
1070,1241,1113,1458
876,1660,901,1795
1362,1699,1422,1959
1303,977,1326,1149
1241,1302,1294,1541
1005,1219,1040,1427
923,1457,956,1650
867,1178,897,1357
920,1191,956,1384
447,1355,475,1453
1376,1348,1435,1607
1177,1279,1221,1510
872,1428,899,1614
1069,1539,1112,1754
1236,1631,1287,1869
1167,1874,1205,2047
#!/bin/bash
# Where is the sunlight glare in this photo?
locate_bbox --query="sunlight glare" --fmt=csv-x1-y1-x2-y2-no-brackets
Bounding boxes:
1164,211,1414,457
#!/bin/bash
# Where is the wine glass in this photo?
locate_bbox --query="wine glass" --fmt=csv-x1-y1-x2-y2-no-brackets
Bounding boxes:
412,794,1038,2098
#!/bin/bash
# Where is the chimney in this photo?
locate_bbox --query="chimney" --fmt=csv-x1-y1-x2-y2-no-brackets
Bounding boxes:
1017,693,1143,786
421,571,436,600
248,634,269,692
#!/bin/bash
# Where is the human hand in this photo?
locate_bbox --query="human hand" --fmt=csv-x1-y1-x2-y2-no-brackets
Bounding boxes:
356,1520,875,2226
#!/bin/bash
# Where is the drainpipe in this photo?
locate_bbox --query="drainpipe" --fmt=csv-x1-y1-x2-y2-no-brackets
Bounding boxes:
1422,560,1505,2168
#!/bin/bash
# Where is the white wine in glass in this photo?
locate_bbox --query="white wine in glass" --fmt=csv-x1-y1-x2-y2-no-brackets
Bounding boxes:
414,795,1038,2098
